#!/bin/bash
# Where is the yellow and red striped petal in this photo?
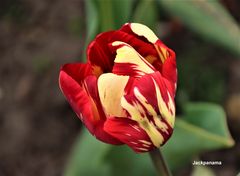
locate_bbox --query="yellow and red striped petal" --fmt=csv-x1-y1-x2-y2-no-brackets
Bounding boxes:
110,41,156,77
121,71,175,148
122,23,172,65
59,63,122,144
104,117,155,152
121,23,177,91
87,30,159,73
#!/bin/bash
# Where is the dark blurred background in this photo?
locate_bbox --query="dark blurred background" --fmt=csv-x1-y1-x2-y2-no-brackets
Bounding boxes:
0,0,85,175
0,0,240,176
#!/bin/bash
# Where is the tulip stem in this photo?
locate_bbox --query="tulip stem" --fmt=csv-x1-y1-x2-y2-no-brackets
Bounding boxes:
149,148,172,176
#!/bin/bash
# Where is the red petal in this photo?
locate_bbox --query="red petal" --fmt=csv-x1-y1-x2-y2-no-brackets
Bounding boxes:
152,41,177,95
60,63,92,84
87,31,115,73
59,63,122,144
161,50,177,95
104,117,155,153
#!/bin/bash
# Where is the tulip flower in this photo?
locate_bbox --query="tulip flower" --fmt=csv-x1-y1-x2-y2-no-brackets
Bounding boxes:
59,23,177,153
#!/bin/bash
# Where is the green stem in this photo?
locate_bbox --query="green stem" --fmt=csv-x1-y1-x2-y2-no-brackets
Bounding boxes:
149,148,172,176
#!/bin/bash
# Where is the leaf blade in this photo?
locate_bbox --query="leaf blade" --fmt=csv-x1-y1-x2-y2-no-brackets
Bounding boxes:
162,102,234,171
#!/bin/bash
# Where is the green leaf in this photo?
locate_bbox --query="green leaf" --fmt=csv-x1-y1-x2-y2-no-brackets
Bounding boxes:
64,129,155,176
85,0,99,43
105,146,155,176
64,130,112,176
64,103,234,175
158,0,240,56
182,103,232,139
191,166,216,176
84,0,131,61
83,0,99,62
162,102,234,171
132,0,158,30
97,0,115,31
112,0,134,28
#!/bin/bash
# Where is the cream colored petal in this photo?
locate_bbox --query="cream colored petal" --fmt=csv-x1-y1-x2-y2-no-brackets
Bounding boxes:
130,23,158,43
98,73,129,117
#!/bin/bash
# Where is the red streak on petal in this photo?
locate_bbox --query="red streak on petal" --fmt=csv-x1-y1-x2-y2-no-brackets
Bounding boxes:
112,63,144,77
104,117,155,153
157,117,173,145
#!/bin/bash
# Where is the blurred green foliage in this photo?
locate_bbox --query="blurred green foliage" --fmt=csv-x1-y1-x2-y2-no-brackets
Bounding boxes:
158,0,240,56
64,0,239,175
64,103,234,176
133,0,158,30
163,103,234,171
176,45,226,104
191,166,215,176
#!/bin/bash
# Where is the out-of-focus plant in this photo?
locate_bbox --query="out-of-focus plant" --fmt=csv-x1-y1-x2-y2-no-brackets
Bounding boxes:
62,0,237,175
64,103,233,176
158,0,240,57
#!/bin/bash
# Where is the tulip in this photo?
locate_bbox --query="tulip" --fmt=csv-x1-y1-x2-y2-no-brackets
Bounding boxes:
59,23,177,153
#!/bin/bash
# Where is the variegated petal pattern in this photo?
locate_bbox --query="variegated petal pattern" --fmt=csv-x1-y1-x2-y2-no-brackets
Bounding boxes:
101,42,175,152
59,23,177,153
